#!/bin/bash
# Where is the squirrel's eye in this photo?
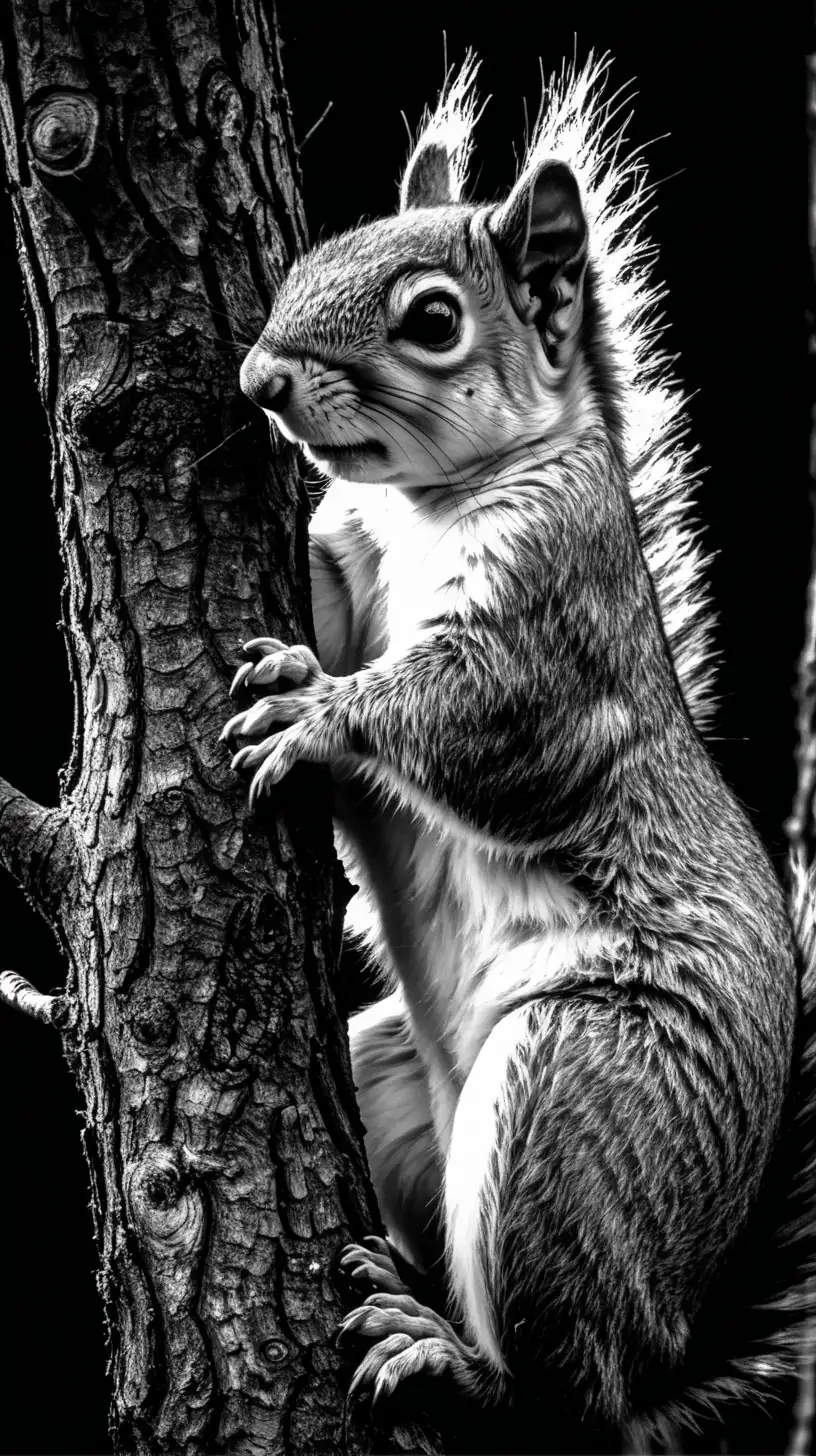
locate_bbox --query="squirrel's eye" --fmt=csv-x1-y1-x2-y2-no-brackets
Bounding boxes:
400,294,461,350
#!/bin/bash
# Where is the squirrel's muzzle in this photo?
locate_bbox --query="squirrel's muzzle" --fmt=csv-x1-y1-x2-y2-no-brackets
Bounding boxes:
240,345,292,414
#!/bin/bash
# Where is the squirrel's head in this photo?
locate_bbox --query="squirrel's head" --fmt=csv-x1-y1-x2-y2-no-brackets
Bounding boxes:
241,59,599,488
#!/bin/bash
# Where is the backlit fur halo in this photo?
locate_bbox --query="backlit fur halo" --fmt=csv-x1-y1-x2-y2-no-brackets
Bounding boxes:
402,52,718,734
399,50,485,210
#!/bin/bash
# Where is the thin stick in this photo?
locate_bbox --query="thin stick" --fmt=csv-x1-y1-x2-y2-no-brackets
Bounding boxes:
180,422,253,475
298,101,334,151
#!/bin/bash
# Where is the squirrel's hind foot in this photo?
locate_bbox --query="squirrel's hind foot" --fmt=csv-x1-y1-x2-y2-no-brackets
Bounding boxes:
340,1236,415,1296
340,1290,488,1407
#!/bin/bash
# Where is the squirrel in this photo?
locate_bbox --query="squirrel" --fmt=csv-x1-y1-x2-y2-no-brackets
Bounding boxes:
223,54,816,1450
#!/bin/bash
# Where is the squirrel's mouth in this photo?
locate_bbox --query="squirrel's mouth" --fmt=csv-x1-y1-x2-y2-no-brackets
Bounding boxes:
305,439,387,463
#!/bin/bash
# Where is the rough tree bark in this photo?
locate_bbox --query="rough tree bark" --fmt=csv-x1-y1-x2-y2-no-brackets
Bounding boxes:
0,3,386,1452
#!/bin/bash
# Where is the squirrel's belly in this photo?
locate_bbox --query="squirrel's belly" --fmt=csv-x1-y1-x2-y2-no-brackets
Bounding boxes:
333,770,609,1087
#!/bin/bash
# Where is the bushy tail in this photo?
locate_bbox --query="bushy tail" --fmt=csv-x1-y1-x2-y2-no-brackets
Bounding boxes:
658,856,816,1439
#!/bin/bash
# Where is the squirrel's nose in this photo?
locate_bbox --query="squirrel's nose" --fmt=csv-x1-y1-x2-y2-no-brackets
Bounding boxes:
240,348,292,413
256,371,291,412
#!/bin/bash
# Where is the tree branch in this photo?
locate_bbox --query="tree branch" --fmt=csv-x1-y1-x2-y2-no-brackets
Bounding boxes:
0,775,75,919
0,969,75,1027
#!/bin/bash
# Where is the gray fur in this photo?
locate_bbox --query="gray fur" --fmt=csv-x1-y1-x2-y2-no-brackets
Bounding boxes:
225,53,816,1444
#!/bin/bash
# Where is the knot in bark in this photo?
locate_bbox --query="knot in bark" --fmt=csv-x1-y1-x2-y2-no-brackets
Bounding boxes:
131,998,177,1050
203,70,244,140
163,445,197,500
128,1145,206,1257
260,1338,289,1366
89,668,107,716
27,92,100,175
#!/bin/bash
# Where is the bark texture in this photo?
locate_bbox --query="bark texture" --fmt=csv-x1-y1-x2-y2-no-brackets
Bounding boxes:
0,3,383,1452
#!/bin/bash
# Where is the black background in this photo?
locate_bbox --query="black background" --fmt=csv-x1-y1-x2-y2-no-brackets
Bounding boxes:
0,2,806,1452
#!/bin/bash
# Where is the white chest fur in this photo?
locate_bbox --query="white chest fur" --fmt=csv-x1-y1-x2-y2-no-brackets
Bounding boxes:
377,489,499,654
317,478,612,1156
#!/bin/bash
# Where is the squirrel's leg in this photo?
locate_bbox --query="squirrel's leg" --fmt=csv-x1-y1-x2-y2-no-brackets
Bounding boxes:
341,993,445,1298
346,993,721,1432
444,995,714,1427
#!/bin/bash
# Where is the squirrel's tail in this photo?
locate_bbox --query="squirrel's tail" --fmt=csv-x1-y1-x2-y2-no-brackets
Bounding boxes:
656,854,816,1440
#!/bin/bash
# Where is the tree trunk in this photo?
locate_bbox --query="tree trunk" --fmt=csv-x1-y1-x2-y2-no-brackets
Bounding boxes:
0,3,383,1451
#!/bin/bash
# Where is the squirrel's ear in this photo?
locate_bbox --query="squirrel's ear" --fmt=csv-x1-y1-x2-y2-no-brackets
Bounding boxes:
400,142,456,211
488,160,588,366
399,53,482,211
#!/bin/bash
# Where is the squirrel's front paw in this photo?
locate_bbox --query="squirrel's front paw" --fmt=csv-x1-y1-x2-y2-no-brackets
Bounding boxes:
220,636,341,804
223,637,329,716
221,637,330,747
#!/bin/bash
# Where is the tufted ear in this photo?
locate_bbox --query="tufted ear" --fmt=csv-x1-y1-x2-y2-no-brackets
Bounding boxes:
488,160,588,367
400,142,456,211
399,52,482,213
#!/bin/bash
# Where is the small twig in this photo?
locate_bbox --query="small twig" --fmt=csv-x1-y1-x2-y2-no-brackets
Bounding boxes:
0,969,71,1027
298,100,333,151
182,422,253,475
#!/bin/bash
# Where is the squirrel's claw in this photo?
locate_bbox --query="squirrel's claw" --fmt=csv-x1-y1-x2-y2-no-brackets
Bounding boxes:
249,650,311,687
231,737,277,774
222,701,278,744
242,636,288,657
346,1334,414,1402
220,710,246,743
229,643,324,698
226,692,309,753
245,727,305,805
229,660,256,697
